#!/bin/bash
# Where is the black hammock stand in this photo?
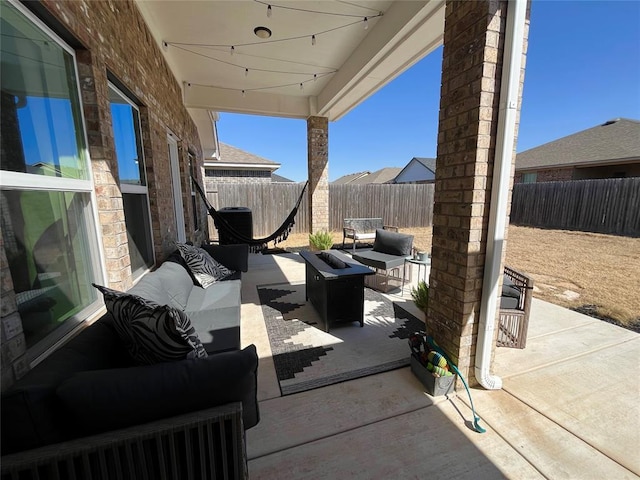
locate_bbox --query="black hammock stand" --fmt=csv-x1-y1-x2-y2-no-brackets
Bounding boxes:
191,176,308,253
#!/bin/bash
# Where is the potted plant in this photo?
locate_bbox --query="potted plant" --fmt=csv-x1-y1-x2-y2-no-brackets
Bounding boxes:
309,231,333,251
411,280,429,314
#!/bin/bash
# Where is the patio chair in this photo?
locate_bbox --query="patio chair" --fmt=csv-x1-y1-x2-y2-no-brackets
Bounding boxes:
352,229,414,293
342,218,398,251
498,266,534,349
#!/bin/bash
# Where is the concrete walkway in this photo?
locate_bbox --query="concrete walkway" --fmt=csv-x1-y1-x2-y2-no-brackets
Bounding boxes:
241,252,640,479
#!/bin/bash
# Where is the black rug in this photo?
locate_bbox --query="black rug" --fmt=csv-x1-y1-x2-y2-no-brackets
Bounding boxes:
257,282,424,395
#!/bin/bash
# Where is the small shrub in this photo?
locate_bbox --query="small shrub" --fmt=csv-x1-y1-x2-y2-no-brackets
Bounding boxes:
309,231,333,250
411,280,429,314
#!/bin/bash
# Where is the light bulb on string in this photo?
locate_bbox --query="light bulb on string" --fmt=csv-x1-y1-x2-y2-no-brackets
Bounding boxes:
311,35,316,46
313,74,317,82
230,45,235,55
267,5,272,18
245,68,249,77
241,90,246,97
364,17,368,29
300,83,304,91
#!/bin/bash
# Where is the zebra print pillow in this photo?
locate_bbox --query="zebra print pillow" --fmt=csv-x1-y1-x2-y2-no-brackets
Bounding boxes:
175,243,234,288
93,284,207,365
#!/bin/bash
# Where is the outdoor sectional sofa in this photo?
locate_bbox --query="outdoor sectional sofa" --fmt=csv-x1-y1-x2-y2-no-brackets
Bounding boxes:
1,243,258,479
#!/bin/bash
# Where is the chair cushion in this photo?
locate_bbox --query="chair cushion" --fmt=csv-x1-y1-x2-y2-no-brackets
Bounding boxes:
372,228,413,256
93,285,207,365
0,320,130,455
176,243,235,288
56,344,260,435
353,250,407,270
186,280,242,353
128,261,193,310
501,275,522,310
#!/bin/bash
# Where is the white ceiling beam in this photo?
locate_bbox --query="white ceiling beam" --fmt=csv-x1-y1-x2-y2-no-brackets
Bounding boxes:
184,84,310,119
317,0,445,120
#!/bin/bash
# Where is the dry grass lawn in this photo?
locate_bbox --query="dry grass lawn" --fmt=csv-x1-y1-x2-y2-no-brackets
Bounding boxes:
277,226,640,328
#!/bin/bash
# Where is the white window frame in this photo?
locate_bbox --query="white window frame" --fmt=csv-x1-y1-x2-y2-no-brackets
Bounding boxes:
1,0,107,364
108,82,155,275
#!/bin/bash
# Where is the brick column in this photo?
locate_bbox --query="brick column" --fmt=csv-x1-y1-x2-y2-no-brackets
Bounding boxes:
428,0,529,384
307,116,329,234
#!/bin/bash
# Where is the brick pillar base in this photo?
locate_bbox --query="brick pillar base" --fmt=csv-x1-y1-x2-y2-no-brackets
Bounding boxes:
307,116,329,234
428,0,528,384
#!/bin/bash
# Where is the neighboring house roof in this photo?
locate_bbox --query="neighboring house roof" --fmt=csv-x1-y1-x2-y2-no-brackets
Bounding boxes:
394,157,437,183
516,118,640,171
414,157,437,173
271,173,294,183
350,167,403,184
332,171,370,185
204,142,280,171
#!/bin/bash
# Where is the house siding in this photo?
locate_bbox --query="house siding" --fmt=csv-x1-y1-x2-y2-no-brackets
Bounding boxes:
1,0,206,388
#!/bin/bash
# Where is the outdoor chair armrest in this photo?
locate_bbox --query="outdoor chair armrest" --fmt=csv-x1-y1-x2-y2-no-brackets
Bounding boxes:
0,403,247,479
383,225,399,232
202,243,249,272
343,227,357,237
503,266,534,311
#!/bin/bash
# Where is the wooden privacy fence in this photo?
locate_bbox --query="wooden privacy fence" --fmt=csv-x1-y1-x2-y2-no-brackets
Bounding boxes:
510,177,640,237
205,182,435,238
330,184,434,230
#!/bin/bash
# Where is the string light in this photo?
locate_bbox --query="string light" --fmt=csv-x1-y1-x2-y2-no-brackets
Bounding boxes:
189,72,334,94
168,2,385,94
255,0,381,19
166,14,382,51
242,89,246,97
171,44,337,77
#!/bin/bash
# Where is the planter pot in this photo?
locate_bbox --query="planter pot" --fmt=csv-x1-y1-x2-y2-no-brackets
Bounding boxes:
410,355,456,397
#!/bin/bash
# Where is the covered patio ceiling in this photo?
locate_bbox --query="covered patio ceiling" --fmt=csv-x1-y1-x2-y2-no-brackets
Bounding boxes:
135,0,445,154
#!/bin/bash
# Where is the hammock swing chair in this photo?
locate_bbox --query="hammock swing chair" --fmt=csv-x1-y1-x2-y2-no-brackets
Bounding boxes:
191,176,308,253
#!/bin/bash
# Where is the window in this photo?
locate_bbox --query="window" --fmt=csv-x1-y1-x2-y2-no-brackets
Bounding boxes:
522,172,537,184
1,0,102,358
108,83,154,277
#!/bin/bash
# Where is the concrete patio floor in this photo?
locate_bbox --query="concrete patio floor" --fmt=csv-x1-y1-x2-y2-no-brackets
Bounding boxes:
240,252,640,479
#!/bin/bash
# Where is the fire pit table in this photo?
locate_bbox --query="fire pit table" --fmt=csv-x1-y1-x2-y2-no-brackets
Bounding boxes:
299,250,374,332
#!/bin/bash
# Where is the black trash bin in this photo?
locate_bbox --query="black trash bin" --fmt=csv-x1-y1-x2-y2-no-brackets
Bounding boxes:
216,207,253,245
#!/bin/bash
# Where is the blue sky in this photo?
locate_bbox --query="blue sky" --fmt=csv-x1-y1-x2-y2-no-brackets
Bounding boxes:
217,0,640,182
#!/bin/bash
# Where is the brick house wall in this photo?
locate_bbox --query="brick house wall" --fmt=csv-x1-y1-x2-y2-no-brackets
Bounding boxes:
1,0,207,389
515,163,640,183
205,169,272,184
514,167,573,183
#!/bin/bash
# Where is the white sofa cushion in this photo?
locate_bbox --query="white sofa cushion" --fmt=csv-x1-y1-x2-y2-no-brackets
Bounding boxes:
128,262,193,310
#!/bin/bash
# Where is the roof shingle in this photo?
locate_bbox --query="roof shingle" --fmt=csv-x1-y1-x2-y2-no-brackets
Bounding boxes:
516,118,640,170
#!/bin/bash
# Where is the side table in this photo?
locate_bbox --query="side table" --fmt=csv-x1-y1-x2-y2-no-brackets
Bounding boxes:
403,256,431,293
